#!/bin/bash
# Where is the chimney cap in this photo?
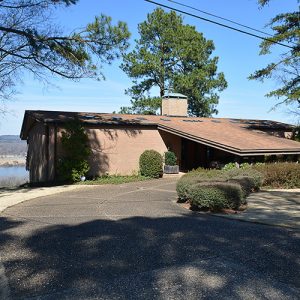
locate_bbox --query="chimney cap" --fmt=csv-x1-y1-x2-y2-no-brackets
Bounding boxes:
162,93,187,99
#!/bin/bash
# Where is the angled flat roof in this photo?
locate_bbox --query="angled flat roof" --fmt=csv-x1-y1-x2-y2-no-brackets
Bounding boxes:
20,110,300,156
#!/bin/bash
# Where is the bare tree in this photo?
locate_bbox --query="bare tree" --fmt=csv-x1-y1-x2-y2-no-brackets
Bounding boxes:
0,0,130,111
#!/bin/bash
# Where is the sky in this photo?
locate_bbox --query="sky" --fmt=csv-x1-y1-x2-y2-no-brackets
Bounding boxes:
0,0,298,135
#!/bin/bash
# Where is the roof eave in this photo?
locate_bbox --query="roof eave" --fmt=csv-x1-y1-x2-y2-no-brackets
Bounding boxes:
158,124,300,156
20,110,31,140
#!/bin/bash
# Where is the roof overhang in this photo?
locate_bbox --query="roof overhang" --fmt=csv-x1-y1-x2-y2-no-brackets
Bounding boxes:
20,110,157,140
158,124,300,156
20,111,38,140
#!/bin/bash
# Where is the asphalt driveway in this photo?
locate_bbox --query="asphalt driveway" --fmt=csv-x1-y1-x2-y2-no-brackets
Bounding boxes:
0,178,299,299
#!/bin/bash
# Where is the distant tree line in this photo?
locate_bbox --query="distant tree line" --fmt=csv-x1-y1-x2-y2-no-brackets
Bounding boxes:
0,136,26,156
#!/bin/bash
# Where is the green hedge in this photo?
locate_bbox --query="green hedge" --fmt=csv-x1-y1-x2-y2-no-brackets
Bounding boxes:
228,176,257,202
176,168,263,210
139,150,163,178
189,182,243,211
225,168,263,191
253,162,300,188
176,169,227,201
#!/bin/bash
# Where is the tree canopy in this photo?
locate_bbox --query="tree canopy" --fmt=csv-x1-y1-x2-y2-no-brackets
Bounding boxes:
249,0,299,110
0,0,130,109
120,8,227,117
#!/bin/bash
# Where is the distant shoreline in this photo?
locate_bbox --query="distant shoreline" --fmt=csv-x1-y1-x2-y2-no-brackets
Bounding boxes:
0,156,26,167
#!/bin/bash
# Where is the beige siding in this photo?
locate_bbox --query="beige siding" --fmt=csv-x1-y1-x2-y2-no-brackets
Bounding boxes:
85,126,168,176
48,126,56,181
27,122,48,182
159,130,181,166
28,124,171,181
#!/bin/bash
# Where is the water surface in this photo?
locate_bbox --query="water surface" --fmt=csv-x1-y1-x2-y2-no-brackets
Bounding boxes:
0,166,28,178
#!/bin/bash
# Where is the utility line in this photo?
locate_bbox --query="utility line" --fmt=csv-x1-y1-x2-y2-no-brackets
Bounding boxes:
167,0,274,38
167,0,298,47
144,0,294,49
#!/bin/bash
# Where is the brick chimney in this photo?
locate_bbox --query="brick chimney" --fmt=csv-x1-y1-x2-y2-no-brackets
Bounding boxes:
161,93,188,117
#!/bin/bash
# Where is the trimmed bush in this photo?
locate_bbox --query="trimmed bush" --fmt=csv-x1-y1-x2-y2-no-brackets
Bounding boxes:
176,169,227,201
253,162,300,188
176,167,263,210
139,150,163,178
189,182,243,211
228,176,257,202
164,151,177,166
176,179,191,201
225,168,263,191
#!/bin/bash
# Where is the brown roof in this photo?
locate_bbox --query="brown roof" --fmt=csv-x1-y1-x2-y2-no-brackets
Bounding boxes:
20,110,300,156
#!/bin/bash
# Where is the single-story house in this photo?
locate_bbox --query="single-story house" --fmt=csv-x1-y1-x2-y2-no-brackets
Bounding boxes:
20,94,300,183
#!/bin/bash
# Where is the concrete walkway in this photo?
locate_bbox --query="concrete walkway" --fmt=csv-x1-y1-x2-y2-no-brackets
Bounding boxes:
214,189,300,229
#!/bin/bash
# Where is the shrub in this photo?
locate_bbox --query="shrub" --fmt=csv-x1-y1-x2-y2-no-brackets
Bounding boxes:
176,167,263,209
189,182,243,211
164,151,177,166
222,162,237,171
58,158,90,182
253,162,300,188
240,162,251,169
225,168,263,191
139,150,163,178
57,119,91,182
176,169,227,201
228,176,257,202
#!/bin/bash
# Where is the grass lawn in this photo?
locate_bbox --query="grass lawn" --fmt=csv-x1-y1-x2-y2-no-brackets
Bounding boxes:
77,175,151,185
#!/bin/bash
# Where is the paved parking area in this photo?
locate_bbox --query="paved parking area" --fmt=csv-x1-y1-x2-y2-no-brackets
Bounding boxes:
0,178,299,299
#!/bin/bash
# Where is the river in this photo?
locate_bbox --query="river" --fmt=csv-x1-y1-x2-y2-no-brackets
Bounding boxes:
0,166,28,178
0,166,29,187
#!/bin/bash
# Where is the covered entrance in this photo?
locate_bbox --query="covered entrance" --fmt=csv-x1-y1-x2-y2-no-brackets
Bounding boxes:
181,138,208,170
180,138,237,171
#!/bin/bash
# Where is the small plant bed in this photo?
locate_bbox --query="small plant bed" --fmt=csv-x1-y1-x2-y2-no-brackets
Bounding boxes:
78,175,150,185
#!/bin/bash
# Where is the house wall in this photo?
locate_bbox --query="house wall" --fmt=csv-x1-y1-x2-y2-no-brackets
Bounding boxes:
27,122,48,182
26,122,56,183
83,125,168,176
159,130,182,166
55,125,168,177
48,126,56,181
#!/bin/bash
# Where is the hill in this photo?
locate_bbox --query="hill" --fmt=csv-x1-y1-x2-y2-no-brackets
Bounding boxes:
0,135,27,156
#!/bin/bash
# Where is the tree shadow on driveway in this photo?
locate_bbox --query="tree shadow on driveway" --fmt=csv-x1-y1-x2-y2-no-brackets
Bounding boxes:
0,213,299,299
